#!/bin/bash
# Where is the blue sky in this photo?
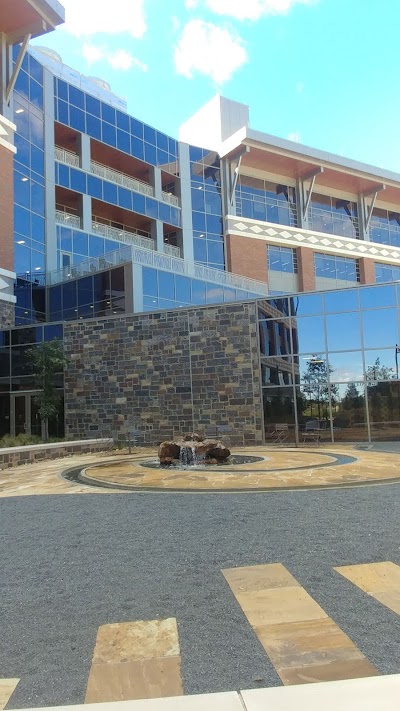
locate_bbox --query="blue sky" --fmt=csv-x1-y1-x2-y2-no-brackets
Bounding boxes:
32,0,400,172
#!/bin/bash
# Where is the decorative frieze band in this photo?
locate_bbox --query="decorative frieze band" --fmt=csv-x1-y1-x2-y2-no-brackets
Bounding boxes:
226,215,400,265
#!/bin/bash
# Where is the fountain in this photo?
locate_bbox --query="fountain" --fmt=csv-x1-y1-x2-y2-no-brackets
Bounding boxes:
159,432,231,467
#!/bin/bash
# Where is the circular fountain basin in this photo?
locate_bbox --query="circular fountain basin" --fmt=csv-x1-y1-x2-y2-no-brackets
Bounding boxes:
141,454,267,470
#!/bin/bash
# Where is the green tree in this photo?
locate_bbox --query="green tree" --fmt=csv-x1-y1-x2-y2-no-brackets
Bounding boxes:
28,339,68,441
302,355,338,420
366,357,394,382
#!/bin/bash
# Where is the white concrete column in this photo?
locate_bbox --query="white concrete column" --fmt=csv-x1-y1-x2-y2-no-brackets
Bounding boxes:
132,263,143,313
151,220,164,253
152,166,162,201
178,142,194,263
43,67,57,273
82,194,92,233
80,133,91,172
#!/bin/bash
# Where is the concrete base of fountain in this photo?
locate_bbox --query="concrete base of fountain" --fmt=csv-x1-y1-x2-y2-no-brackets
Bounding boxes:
158,432,231,467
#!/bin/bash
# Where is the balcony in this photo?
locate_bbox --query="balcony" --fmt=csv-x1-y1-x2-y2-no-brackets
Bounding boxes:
92,220,155,251
55,209,81,228
55,146,80,168
90,160,154,197
164,243,181,258
162,191,180,208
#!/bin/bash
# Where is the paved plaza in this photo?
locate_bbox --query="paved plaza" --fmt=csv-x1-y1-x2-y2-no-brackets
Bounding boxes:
1,445,400,708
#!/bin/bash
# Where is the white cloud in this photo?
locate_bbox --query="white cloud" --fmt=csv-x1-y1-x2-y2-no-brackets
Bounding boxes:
174,20,247,83
82,43,148,72
61,0,147,38
189,0,317,21
288,132,300,142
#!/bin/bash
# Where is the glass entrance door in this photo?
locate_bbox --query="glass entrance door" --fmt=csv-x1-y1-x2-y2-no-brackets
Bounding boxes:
11,393,41,437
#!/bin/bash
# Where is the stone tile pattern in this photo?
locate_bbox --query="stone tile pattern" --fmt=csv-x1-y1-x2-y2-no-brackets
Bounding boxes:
0,301,14,328
64,302,263,446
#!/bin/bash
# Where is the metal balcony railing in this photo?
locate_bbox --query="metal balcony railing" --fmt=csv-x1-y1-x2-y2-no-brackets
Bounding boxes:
90,160,154,197
162,191,179,207
48,243,270,297
55,146,80,167
164,243,181,257
55,209,81,228
92,221,155,250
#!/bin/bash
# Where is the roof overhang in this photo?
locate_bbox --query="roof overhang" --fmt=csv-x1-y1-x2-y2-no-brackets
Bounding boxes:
0,0,65,44
220,127,400,207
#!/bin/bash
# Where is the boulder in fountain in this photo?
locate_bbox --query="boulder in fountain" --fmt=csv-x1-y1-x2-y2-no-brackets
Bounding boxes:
158,441,181,465
158,434,231,466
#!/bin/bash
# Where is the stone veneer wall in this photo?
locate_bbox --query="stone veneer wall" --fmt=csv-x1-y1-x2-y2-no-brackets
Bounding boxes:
64,301,263,446
0,301,15,328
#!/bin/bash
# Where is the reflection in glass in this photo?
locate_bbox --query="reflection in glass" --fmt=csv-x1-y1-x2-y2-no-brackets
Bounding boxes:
296,385,332,441
261,356,295,385
332,383,367,442
364,350,396,381
359,284,396,309
290,293,323,316
295,316,326,353
328,351,364,382
263,386,296,442
326,312,361,351
323,289,359,313
259,319,292,356
368,382,400,440
299,358,330,421
362,309,398,349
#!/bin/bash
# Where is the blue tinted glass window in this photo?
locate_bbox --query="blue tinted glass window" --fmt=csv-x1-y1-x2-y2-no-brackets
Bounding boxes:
29,55,43,84
291,293,323,316
14,172,30,208
204,190,221,215
192,211,206,231
102,121,116,147
73,232,88,255
268,246,296,273
117,129,130,153
145,197,158,219
158,271,174,299
192,188,205,212
194,238,207,262
324,289,359,312
103,181,118,204
57,99,69,125
86,114,101,139
326,313,361,351
144,143,156,164
143,267,158,297
157,149,168,166
86,94,101,116
15,69,29,99
176,276,191,303
59,227,72,252
191,280,206,304
45,324,63,340
360,284,396,309
118,187,131,210
88,175,102,199
130,118,143,138
49,287,62,315
15,206,30,237
158,202,170,223
69,85,84,109
362,308,398,348
31,182,45,215
207,241,224,265
144,125,156,144
31,146,44,176
14,134,30,166
169,138,178,157
206,284,224,303
15,106,29,139
30,250,44,272
132,192,145,214
89,235,104,257
117,111,130,131
157,132,168,150
58,80,68,100
131,136,144,160
62,282,77,309
31,214,45,244
206,214,222,235
169,207,180,227
78,276,93,306
69,106,85,132
70,168,86,193
58,163,70,188
101,103,116,124
30,113,44,149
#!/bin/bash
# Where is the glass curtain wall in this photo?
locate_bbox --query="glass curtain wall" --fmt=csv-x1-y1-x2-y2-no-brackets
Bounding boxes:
259,283,400,443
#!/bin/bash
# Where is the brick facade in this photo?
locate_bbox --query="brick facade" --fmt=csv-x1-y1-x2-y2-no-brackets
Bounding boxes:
63,302,264,446
359,257,376,284
0,146,14,273
297,246,316,291
226,234,268,284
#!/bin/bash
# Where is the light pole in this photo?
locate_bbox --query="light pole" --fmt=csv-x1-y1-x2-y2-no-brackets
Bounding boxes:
396,344,400,380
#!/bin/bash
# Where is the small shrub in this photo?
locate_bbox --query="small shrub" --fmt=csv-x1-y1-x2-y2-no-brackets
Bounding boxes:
0,433,42,449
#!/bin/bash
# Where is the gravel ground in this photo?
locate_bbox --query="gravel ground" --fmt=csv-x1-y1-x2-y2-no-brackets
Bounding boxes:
2,484,400,708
